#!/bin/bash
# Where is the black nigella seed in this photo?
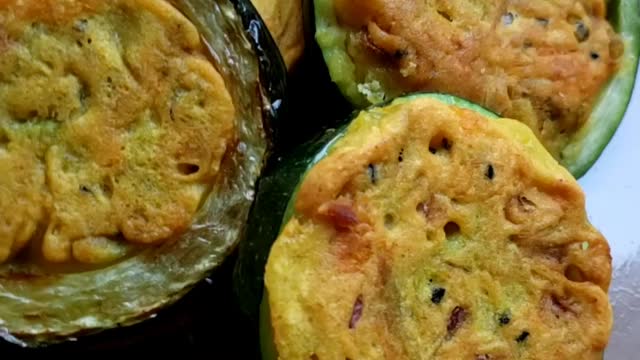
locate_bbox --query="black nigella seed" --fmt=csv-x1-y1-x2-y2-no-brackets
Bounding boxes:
486,164,495,180
431,287,446,304
79,185,92,194
442,138,451,151
398,148,404,162
590,51,600,60
394,49,408,59
574,21,590,42
516,331,530,343
498,312,511,326
368,164,378,184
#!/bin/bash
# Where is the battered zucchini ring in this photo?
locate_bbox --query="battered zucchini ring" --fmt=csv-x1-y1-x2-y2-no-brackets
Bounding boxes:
0,0,285,346
259,94,612,359
314,0,640,177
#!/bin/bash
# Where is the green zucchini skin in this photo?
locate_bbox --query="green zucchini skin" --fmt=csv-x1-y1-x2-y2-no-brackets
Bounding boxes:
312,0,640,178
231,93,504,359
561,0,640,177
231,0,288,145
0,0,286,349
233,126,346,320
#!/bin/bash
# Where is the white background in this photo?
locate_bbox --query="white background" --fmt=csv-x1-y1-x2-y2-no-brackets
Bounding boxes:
580,79,639,358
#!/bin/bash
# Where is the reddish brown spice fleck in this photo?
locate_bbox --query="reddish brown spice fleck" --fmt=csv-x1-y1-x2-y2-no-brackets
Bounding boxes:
447,306,468,337
349,295,364,329
324,201,359,231
546,294,577,318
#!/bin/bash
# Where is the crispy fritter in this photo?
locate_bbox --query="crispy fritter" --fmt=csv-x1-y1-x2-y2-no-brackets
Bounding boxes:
265,97,612,359
326,0,622,158
0,0,235,264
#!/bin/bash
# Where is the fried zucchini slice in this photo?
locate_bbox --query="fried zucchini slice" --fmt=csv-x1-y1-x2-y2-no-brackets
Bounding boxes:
258,94,612,359
314,0,640,177
0,0,285,346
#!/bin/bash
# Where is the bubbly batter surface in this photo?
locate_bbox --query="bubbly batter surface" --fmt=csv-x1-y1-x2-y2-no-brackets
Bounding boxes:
322,0,622,158
0,0,235,264
265,97,612,359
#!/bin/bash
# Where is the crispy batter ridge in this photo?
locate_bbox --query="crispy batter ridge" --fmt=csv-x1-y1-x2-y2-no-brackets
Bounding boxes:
330,0,621,158
0,0,235,264
265,97,612,359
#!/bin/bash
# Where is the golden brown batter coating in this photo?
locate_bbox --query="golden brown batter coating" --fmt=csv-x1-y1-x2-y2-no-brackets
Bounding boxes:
0,0,235,264
329,0,621,158
265,97,612,359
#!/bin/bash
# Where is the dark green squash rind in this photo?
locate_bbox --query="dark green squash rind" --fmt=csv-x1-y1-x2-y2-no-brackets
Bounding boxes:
0,0,286,347
233,125,347,319
231,0,288,146
313,0,639,178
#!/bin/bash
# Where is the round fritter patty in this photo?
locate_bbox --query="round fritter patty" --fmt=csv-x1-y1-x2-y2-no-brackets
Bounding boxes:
264,96,612,359
251,0,304,68
0,0,235,264
319,0,622,159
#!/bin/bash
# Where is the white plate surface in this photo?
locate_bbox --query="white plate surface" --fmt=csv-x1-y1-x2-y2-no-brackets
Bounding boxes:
580,77,639,358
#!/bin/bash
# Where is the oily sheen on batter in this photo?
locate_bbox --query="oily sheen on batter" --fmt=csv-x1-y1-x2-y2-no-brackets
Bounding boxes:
264,97,612,359
0,0,235,264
